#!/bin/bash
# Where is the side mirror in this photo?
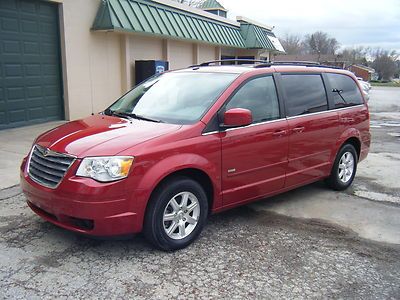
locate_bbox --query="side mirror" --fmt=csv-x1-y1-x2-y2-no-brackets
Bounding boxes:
222,108,252,128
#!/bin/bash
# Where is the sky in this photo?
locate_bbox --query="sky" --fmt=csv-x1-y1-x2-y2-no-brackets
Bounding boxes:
219,0,400,52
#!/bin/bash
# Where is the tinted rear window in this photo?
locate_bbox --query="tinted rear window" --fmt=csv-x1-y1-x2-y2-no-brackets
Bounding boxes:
281,74,328,117
326,73,364,108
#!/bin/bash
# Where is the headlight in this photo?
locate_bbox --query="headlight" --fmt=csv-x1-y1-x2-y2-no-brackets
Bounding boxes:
76,156,134,182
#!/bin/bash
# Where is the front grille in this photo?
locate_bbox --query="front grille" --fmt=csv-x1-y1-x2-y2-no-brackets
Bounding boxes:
28,145,75,188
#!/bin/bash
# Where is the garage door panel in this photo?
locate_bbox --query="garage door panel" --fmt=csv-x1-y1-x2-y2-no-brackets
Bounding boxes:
3,40,20,54
6,87,25,101
24,64,41,76
0,112,5,124
28,107,45,120
0,0,63,129
23,41,40,54
0,1,17,10
21,20,39,34
26,96,43,107
20,0,36,13
42,105,61,116
39,2,56,16
7,98,29,111
8,109,26,123
4,64,24,77
26,86,42,98
0,17,19,32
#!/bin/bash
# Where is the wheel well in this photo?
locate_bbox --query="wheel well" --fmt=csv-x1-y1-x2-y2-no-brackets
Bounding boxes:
343,137,361,159
151,168,214,211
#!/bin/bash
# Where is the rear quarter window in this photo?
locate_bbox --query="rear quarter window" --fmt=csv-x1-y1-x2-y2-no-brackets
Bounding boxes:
281,74,328,117
326,73,364,108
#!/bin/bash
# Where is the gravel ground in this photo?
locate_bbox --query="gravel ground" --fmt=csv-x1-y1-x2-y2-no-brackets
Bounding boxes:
1,189,399,299
1,87,399,299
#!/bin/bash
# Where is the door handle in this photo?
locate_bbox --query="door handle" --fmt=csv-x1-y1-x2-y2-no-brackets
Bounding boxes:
272,129,287,137
292,126,305,133
341,118,354,123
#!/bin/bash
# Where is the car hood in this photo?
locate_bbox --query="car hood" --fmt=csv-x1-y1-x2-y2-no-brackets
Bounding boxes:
36,114,182,157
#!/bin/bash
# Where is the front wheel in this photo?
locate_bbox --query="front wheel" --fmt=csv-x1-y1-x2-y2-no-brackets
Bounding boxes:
143,177,208,251
326,144,358,191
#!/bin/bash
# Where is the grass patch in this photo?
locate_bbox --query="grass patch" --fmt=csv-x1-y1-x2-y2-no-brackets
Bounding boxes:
370,82,400,87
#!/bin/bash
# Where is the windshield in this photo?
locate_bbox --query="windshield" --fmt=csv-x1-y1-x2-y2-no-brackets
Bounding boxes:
106,72,238,124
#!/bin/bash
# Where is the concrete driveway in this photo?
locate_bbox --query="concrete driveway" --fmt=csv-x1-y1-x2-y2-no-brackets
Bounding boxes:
0,121,65,190
0,87,399,299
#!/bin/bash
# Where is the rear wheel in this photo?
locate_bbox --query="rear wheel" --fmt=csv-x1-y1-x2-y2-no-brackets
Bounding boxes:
326,144,358,191
143,177,208,251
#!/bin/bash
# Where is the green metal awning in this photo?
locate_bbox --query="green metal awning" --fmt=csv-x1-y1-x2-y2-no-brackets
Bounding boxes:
92,0,246,48
239,22,284,52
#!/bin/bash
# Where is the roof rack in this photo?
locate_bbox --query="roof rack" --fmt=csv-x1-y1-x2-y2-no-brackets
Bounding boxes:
254,61,342,69
189,60,343,69
190,59,268,67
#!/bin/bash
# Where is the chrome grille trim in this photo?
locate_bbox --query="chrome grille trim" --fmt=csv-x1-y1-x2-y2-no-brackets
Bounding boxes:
28,145,76,189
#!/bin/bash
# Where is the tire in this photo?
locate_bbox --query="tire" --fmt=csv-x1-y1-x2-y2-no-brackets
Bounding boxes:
143,176,208,251
326,144,358,191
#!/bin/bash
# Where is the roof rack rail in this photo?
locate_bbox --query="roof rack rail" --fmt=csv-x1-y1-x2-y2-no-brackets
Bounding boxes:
190,59,268,67
254,61,342,69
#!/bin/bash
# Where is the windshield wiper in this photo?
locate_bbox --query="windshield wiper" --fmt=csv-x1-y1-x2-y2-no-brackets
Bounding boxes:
108,110,163,123
130,113,163,123
332,88,348,104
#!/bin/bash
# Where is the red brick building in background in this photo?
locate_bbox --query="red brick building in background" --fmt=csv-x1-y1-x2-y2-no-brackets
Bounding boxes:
347,65,375,81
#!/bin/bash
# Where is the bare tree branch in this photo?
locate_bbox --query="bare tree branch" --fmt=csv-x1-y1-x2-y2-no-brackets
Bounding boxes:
279,33,304,55
371,48,398,81
303,31,340,55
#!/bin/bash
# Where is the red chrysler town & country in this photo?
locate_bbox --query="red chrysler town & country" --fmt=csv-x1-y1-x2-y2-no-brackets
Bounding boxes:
20,61,370,250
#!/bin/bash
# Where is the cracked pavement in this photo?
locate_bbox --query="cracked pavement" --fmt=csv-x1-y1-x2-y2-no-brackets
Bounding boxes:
0,87,399,299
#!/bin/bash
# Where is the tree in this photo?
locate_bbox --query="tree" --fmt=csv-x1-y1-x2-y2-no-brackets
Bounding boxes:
339,46,370,65
371,49,399,81
303,31,340,55
279,33,304,55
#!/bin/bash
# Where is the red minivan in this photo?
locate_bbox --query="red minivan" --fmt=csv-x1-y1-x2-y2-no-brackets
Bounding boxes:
20,61,370,250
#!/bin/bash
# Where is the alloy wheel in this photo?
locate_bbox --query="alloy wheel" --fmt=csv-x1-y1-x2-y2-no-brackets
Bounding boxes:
338,151,355,183
163,191,200,240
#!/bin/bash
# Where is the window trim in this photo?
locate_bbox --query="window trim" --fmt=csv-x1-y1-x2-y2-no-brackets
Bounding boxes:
217,74,283,128
201,103,365,136
277,72,329,118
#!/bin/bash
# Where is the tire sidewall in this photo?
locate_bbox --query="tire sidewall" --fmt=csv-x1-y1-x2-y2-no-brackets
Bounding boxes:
331,144,358,190
148,178,208,250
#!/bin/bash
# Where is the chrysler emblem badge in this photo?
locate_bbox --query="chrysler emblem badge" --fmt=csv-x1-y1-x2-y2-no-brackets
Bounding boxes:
43,149,50,157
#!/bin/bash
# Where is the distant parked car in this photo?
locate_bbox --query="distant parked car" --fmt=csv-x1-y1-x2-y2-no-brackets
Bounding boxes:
356,77,371,102
357,77,371,91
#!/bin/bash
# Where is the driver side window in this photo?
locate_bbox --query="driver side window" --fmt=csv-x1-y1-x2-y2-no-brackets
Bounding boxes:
226,76,280,124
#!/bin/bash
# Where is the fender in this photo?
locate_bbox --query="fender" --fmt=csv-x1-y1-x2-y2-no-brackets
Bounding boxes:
331,127,361,164
133,153,221,223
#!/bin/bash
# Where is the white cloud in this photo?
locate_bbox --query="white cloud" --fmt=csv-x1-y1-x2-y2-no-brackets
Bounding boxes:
220,0,400,51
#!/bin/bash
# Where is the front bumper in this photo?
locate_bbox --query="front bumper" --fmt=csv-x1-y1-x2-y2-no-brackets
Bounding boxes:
20,157,145,237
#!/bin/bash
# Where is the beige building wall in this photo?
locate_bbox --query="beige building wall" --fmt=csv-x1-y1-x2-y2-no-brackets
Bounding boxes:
168,40,194,70
60,0,122,120
128,35,164,86
198,44,218,64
